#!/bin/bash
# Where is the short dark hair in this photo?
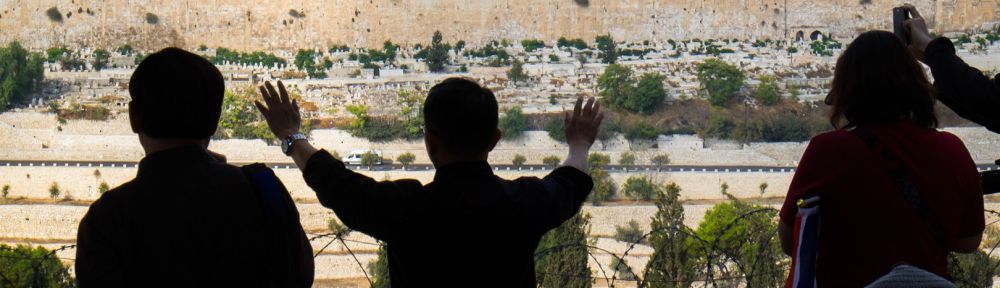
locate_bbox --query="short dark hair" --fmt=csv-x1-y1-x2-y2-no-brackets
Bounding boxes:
423,78,499,155
827,30,937,129
129,47,224,139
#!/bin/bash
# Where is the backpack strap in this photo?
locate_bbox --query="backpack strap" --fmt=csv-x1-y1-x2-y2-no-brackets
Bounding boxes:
850,127,949,247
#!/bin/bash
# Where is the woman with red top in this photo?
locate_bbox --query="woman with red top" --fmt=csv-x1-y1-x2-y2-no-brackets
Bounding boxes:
778,30,984,287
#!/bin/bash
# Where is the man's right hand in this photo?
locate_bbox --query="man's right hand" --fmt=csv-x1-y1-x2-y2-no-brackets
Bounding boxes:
561,97,604,172
901,4,933,61
564,97,604,150
255,80,302,140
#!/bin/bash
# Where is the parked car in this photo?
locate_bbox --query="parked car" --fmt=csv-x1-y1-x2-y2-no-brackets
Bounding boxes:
342,149,383,165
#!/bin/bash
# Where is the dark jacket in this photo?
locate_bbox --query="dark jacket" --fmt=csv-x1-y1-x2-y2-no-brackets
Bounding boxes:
76,145,313,287
924,37,1000,133
303,150,593,287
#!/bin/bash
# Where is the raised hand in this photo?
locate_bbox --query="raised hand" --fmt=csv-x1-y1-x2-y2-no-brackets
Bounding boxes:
564,96,605,150
254,80,301,140
901,4,932,61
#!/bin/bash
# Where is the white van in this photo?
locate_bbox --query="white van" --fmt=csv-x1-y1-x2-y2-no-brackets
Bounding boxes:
342,149,383,165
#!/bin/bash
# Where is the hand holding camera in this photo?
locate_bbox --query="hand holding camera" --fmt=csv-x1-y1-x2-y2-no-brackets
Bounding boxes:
894,5,933,60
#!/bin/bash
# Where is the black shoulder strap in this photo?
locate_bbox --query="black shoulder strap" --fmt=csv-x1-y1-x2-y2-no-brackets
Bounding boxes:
851,127,949,247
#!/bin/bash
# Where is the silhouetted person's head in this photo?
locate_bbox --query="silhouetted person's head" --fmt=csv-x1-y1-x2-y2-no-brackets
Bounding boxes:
128,47,224,153
423,78,501,166
826,30,937,129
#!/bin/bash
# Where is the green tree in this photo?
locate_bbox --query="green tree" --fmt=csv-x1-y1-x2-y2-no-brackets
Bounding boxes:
145,12,159,25
48,182,60,199
642,182,697,288
507,59,528,86
596,34,617,64
618,152,636,166
1,184,9,198
512,154,527,167
754,75,781,106
46,47,71,63
696,58,746,107
549,54,560,62
0,244,75,287
597,64,634,110
622,175,660,201
624,122,657,142
368,243,390,288
396,152,416,169
98,182,110,194
614,220,645,243
426,31,450,72
215,90,276,142
629,73,667,114
534,213,592,288
115,44,134,56
0,42,45,111
543,155,561,168
360,152,381,170
46,7,63,22
949,251,999,288
327,218,351,236
91,49,110,71
758,182,768,198
544,117,566,142
694,199,786,288
499,107,527,140
651,154,671,167
587,153,616,205
521,39,546,52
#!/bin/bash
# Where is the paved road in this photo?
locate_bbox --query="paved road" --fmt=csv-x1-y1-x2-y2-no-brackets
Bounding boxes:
1,160,998,173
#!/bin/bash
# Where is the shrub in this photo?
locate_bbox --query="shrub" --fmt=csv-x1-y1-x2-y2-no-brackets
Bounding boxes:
512,154,527,167
754,75,781,106
588,153,616,205
49,182,60,199
622,176,659,201
542,155,561,168
0,244,75,286
651,154,671,166
544,116,566,142
46,7,63,22
360,152,381,169
499,107,527,140
696,58,746,108
1,184,9,198
618,152,636,166
145,12,159,25
396,152,416,167
624,122,658,141
614,220,645,244
98,182,110,194
327,218,351,236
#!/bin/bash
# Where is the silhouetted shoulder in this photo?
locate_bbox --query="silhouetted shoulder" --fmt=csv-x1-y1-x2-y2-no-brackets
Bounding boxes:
87,180,139,214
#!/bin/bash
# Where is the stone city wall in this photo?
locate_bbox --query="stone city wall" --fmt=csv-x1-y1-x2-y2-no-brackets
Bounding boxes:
1,0,997,51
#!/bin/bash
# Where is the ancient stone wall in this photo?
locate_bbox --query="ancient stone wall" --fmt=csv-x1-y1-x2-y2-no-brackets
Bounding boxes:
1,0,997,51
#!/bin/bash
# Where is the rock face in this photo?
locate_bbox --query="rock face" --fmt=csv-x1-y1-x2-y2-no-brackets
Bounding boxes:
0,0,997,51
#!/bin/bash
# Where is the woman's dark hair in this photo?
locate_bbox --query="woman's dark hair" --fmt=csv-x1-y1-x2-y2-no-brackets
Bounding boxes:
827,30,937,129
129,47,224,139
423,78,499,155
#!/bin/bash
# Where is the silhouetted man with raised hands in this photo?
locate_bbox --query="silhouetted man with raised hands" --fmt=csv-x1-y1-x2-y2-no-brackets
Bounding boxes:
256,78,602,286
76,48,313,287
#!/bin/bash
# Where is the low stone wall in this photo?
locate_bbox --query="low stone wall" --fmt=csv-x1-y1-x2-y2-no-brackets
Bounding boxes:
0,166,794,202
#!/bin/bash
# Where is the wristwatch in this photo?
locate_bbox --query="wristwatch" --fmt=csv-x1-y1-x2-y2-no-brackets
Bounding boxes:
282,133,308,156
